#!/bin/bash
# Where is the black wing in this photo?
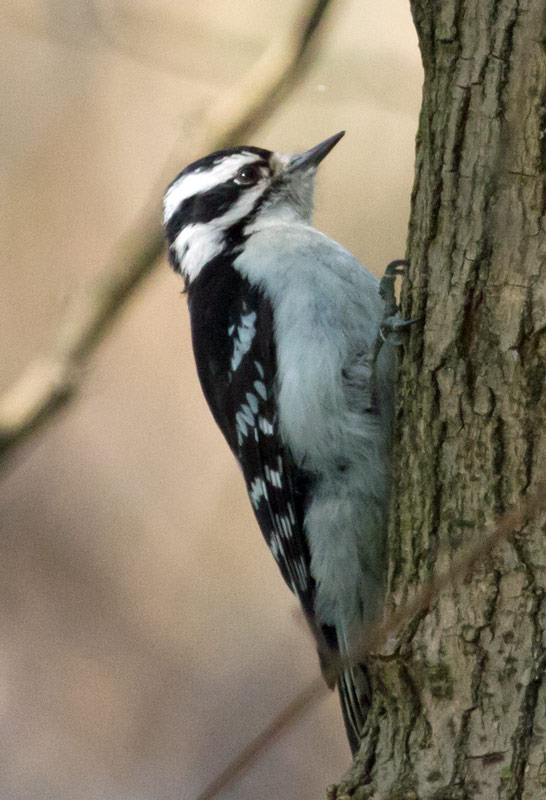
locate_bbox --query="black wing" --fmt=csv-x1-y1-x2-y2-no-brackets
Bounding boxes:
187,261,315,618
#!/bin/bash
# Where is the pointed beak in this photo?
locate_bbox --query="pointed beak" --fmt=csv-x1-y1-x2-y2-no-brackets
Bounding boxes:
285,131,345,173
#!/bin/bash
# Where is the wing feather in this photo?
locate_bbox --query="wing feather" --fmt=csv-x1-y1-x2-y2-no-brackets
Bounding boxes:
188,265,315,617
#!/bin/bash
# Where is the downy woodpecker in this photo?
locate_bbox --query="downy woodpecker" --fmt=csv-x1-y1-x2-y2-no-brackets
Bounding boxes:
163,132,399,753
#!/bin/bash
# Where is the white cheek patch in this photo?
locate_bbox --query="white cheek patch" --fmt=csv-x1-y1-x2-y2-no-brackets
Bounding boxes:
172,224,224,283
172,184,267,282
163,153,262,223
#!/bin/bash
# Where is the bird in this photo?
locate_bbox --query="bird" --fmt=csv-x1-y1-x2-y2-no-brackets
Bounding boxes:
162,131,401,754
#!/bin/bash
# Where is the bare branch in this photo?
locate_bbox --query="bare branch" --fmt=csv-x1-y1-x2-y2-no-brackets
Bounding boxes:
195,676,328,800
337,482,546,668
0,0,338,467
192,485,546,800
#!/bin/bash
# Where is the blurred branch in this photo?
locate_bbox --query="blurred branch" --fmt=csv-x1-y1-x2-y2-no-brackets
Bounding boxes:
194,484,546,800
3,4,263,79
90,2,259,79
196,676,328,800
0,0,338,467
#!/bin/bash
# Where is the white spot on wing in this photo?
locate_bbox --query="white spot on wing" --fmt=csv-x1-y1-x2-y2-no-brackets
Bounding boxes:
236,398,258,445
258,416,274,435
246,392,258,413
239,403,255,427
265,465,282,489
270,515,309,592
231,312,257,371
235,411,248,442
249,477,268,509
254,380,267,400
278,514,291,538
294,556,309,590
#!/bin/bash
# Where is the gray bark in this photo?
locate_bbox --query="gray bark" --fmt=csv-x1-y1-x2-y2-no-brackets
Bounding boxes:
334,1,546,798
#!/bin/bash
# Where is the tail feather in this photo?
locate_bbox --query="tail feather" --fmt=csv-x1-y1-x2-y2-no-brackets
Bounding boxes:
337,663,372,755
314,622,372,753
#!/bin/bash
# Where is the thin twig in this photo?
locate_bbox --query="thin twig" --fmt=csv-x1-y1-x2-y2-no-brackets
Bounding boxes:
193,485,545,800
195,676,328,800
334,482,546,670
0,0,338,467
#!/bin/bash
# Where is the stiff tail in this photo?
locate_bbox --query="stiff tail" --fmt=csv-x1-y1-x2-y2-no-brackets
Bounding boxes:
337,663,372,755
313,621,373,754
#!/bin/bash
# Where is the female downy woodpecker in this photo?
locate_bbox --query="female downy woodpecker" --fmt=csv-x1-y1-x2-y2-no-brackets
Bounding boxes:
162,132,398,753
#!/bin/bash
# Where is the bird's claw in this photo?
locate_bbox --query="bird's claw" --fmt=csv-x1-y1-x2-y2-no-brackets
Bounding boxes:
379,314,420,346
379,259,408,313
372,260,421,362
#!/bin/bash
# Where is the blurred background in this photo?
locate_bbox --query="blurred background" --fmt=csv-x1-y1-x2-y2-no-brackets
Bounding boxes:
0,2,421,798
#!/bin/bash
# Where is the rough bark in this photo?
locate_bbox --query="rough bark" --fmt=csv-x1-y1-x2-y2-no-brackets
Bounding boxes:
334,1,546,798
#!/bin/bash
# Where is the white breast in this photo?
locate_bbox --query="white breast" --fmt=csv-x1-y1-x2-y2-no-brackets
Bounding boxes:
235,223,394,641
234,223,383,466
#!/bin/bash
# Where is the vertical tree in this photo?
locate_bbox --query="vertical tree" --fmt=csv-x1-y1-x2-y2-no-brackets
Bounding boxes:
336,1,546,797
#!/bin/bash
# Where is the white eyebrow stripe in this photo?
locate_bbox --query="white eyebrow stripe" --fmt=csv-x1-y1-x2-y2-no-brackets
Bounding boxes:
163,153,262,223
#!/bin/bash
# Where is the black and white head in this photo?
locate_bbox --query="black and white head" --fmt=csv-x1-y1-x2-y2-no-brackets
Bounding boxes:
163,132,345,287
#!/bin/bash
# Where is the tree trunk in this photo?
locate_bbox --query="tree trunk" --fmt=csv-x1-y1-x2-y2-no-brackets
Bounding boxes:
334,1,546,797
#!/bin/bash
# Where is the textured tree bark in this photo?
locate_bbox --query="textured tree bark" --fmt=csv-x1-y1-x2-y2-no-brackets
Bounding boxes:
333,1,546,798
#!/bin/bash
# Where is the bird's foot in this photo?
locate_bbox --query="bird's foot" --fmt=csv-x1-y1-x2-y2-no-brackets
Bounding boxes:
374,260,420,358
379,259,408,316
378,314,419,346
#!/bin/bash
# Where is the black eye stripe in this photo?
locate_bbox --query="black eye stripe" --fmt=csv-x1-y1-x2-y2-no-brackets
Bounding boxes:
165,183,246,243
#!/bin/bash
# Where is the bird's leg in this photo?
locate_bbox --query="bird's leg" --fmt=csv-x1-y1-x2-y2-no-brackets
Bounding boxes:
372,260,419,365
379,259,407,317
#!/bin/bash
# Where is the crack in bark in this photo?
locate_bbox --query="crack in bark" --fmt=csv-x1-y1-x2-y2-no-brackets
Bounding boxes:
492,416,506,514
449,570,502,795
506,529,546,799
458,282,479,402
398,663,423,796
519,289,546,496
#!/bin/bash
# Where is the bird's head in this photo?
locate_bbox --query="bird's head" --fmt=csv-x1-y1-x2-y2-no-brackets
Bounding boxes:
163,132,345,285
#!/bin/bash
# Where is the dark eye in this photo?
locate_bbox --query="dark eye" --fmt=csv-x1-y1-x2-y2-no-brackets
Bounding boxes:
234,164,262,186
